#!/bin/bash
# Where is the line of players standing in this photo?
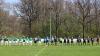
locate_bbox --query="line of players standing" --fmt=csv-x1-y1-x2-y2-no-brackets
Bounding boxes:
33,37,100,46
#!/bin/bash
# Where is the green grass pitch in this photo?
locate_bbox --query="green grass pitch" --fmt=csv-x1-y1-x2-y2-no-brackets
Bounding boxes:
0,45,100,56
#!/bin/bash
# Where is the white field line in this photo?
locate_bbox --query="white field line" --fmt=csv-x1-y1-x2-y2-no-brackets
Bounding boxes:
35,47,46,56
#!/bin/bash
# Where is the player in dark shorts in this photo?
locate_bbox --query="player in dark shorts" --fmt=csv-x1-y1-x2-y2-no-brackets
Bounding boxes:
71,37,73,45
87,37,90,45
91,37,94,45
77,37,81,45
77,37,79,45
0,38,2,42
4,38,8,45
83,38,86,45
50,37,54,45
23,39,25,42
4,38,8,42
45,38,49,45
0,38,2,45
58,38,62,44
54,37,57,46
96,37,99,45
67,37,70,45
34,38,37,44
64,37,66,45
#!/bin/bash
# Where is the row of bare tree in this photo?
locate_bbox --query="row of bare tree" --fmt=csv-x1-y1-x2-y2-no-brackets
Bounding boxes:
0,0,100,38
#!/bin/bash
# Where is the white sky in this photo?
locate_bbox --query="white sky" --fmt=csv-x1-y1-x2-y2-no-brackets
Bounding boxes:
5,0,19,4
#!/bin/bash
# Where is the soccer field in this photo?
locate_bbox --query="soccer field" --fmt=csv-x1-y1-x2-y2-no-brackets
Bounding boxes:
0,45,100,56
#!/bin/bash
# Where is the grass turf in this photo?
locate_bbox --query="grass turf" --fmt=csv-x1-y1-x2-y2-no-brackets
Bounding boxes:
0,45,100,56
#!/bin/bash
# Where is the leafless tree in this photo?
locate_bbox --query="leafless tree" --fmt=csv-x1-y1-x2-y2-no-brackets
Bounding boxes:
75,0,92,38
18,0,41,37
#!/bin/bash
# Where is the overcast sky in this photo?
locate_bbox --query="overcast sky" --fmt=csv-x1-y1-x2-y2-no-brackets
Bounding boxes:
5,0,19,4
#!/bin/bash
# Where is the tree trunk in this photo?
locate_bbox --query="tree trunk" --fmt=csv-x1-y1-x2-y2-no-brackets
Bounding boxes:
28,21,32,37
